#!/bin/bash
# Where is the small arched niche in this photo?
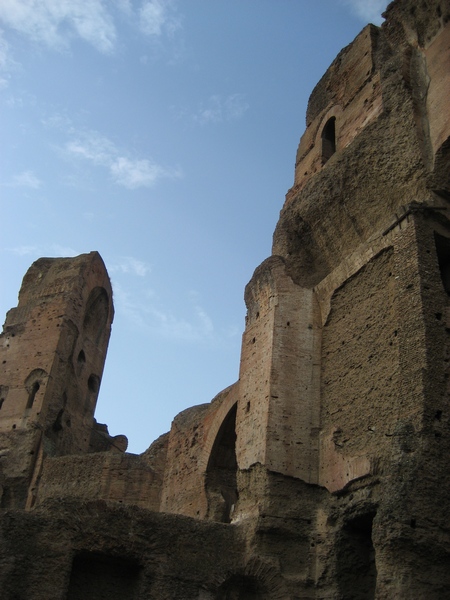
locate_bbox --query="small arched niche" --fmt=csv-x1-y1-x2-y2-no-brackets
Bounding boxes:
205,403,238,523
24,369,48,410
321,116,337,164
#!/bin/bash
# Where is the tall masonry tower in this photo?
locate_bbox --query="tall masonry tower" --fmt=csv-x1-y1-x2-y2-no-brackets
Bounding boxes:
0,252,113,509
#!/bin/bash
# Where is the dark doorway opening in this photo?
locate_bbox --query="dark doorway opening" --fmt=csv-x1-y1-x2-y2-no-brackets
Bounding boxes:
217,574,268,600
67,552,141,600
336,512,377,600
206,403,238,523
434,233,450,295
322,117,336,164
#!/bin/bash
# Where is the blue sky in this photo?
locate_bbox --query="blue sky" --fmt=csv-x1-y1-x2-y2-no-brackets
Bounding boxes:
0,0,388,454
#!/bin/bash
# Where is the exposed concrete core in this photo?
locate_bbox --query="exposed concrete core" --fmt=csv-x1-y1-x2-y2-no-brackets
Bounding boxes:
1,1,450,598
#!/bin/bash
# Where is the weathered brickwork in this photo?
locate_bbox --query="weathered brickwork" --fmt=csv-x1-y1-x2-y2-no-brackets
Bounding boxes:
0,1,449,598
320,247,398,492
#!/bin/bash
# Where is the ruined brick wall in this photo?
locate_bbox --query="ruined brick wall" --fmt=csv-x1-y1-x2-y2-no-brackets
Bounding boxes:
273,11,448,287
294,25,382,193
0,252,115,509
160,384,239,521
425,20,450,155
237,257,321,486
319,247,399,492
36,452,161,511
0,500,246,600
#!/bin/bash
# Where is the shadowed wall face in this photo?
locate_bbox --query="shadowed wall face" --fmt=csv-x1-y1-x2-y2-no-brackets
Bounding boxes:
67,553,142,600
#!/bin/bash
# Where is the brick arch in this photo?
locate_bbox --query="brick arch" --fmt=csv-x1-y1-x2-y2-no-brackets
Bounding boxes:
24,368,48,411
197,383,239,474
197,384,239,523
216,557,288,599
205,403,237,523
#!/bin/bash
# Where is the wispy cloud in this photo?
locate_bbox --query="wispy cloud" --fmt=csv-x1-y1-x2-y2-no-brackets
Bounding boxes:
50,243,79,256
110,157,174,189
114,0,133,15
139,0,181,37
65,129,181,189
83,211,95,222
8,245,39,257
0,0,117,54
8,170,42,189
112,282,215,342
111,284,148,329
0,31,8,69
0,29,17,87
0,0,182,64
41,113,73,130
66,131,116,164
341,0,388,25
140,0,167,36
7,243,78,257
146,304,212,341
188,290,213,335
193,304,214,337
193,94,249,126
109,256,151,277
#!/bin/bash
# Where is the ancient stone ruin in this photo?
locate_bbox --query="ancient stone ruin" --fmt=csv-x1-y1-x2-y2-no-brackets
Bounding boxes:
1,0,450,597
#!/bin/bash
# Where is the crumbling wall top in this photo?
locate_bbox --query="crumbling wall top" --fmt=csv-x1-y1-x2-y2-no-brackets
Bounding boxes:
306,24,380,127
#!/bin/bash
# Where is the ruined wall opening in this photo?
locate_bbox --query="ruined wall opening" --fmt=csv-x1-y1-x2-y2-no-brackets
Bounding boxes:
83,287,109,344
24,369,47,411
217,574,269,600
434,233,450,295
67,552,141,600
76,350,86,376
336,512,377,600
27,382,40,409
205,403,238,523
88,374,100,394
432,136,450,200
0,385,8,410
321,117,336,164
